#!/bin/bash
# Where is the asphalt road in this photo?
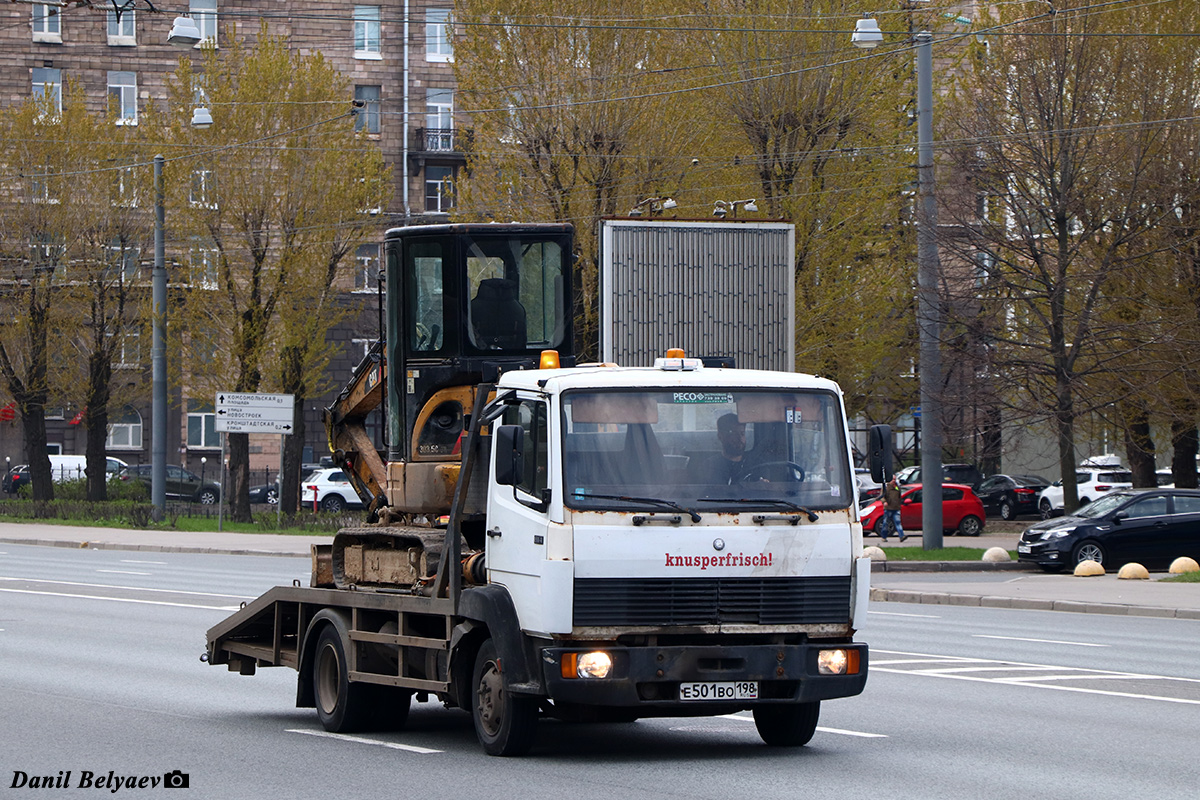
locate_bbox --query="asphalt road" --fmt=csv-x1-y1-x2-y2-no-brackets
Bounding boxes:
2,544,1198,799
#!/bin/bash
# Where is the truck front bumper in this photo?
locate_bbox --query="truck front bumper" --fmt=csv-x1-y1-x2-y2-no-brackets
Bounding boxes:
540,641,867,709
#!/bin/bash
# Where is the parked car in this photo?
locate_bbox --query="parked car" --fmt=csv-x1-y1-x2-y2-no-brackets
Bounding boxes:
1018,488,1200,571
2,464,29,494
117,464,221,504
248,484,277,505
894,463,983,491
301,468,363,512
249,464,325,505
1037,468,1134,518
976,474,1052,520
860,482,986,537
854,468,883,505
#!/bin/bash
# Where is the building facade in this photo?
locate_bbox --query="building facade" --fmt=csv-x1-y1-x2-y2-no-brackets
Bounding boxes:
0,1,462,483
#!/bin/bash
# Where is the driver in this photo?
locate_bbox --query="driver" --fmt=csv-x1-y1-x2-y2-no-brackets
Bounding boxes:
688,413,747,485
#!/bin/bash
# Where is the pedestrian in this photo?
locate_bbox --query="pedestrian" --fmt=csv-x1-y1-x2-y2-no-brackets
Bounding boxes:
881,476,907,542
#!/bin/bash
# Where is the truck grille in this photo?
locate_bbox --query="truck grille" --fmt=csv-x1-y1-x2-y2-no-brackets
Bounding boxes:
573,577,851,626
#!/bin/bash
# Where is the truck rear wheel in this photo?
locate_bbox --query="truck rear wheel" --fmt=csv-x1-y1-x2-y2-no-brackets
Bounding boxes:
471,639,538,756
753,701,820,747
313,625,369,732
312,625,413,732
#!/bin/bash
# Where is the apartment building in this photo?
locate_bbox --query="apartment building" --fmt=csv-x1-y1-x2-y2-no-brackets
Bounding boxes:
0,2,462,484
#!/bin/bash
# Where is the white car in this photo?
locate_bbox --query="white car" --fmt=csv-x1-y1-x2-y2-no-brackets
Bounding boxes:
1037,468,1133,518
301,468,364,513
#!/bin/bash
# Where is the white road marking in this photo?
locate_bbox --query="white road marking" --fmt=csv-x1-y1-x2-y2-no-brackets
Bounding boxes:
120,560,167,565
973,634,1107,648
718,713,887,737
869,610,942,618
96,569,152,576
0,587,239,611
872,648,1200,705
287,728,442,754
0,576,253,600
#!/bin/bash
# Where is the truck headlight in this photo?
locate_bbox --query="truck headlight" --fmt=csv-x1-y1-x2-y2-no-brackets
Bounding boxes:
561,651,613,679
817,648,860,675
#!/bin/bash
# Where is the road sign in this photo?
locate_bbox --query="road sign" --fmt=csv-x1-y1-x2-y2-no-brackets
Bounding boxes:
214,392,295,434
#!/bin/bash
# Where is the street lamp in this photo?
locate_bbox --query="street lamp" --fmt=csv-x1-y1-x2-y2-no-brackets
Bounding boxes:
852,14,944,548
628,197,676,217
712,199,758,218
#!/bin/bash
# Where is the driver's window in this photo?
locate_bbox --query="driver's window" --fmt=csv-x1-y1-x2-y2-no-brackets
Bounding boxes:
1124,496,1167,519
503,399,548,502
908,489,922,504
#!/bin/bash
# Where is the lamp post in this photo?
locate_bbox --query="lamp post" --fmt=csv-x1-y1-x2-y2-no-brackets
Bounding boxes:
150,16,211,521
853,16,943,548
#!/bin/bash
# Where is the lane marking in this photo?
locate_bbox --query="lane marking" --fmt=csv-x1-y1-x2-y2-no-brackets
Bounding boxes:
97,569,152,576
0,576,254,600
121,560,168,565
973,634,1107,648
869,610,942,618
0,587,239,611
872,648,1200,705
717,713,887,737
287,728,442,754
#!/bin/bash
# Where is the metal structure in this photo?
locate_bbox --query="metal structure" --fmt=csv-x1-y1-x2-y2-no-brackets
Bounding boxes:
599,219,795,371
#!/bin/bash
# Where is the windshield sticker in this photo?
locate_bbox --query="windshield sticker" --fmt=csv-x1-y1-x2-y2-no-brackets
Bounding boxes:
785,407,801,424
672,392,734,405
665,552,773,569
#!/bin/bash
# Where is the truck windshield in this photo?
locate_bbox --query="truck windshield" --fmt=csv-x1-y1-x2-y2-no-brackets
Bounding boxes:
562,388,852,513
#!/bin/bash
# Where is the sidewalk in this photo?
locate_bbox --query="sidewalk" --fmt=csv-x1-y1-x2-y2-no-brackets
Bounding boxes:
2,521,1197,620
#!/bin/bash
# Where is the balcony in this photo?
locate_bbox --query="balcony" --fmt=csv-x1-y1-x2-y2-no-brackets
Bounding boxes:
408,127,471,176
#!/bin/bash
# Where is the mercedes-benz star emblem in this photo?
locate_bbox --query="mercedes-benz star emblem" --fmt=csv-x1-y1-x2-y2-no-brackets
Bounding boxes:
713,538,725,552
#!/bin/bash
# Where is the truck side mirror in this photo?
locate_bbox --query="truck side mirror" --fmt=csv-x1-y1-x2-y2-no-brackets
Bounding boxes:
493,424,524,486
868,424,893,484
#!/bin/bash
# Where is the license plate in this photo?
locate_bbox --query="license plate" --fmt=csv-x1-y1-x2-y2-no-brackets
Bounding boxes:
1017,544,1031,553
679,681,758,701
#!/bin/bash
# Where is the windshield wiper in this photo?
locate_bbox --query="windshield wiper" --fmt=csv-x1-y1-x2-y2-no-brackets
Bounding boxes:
571,492,701,523
701,497,819,522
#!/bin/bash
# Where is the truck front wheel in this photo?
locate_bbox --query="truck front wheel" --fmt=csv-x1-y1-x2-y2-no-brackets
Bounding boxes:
471,639,538,756
753,701,820,747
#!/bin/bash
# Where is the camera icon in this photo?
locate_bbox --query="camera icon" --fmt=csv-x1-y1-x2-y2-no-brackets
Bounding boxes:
163,771,190,789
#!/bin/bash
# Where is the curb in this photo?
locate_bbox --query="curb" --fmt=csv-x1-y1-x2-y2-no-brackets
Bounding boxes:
870,587,1200,620
0,537,308,558
871,560,1029,572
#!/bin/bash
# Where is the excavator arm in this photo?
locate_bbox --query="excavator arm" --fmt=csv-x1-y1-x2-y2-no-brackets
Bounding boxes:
322,339,388,513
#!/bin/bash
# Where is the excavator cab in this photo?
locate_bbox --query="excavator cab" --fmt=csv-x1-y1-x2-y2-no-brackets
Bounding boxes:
325,223,574,523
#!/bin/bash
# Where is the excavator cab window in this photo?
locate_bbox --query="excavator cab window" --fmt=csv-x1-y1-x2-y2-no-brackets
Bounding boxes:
410,242,446,353
464,235,565,353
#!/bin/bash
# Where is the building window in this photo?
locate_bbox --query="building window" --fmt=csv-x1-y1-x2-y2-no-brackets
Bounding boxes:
30,166,57,205
190,0,218,46
32,67,62,116
106,406,143,449
108,71,138,125
107,8,136,45
104,242,140,282
190,242,218,289
190,169,216,208
425,89,454,150
426,9,453,62
354,6,381,59
354,85,381,134
32,4,61,43
108,328,142,368
425,166,454,213
187,402,220,449
354,243,380,292
114,166,140,207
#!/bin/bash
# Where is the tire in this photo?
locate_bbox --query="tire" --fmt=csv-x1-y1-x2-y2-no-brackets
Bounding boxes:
320,494,345,513
471,639,538,756
1039,499,1053,520
753,701,820,747
312,625,369,732
197,488,218,505
871,518,888,538
1073,540,1106,567
266,488,278,505
957,515,983,536
999,499,1014,521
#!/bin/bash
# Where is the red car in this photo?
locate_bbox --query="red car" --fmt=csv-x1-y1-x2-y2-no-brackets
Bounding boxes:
860,483,986,537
